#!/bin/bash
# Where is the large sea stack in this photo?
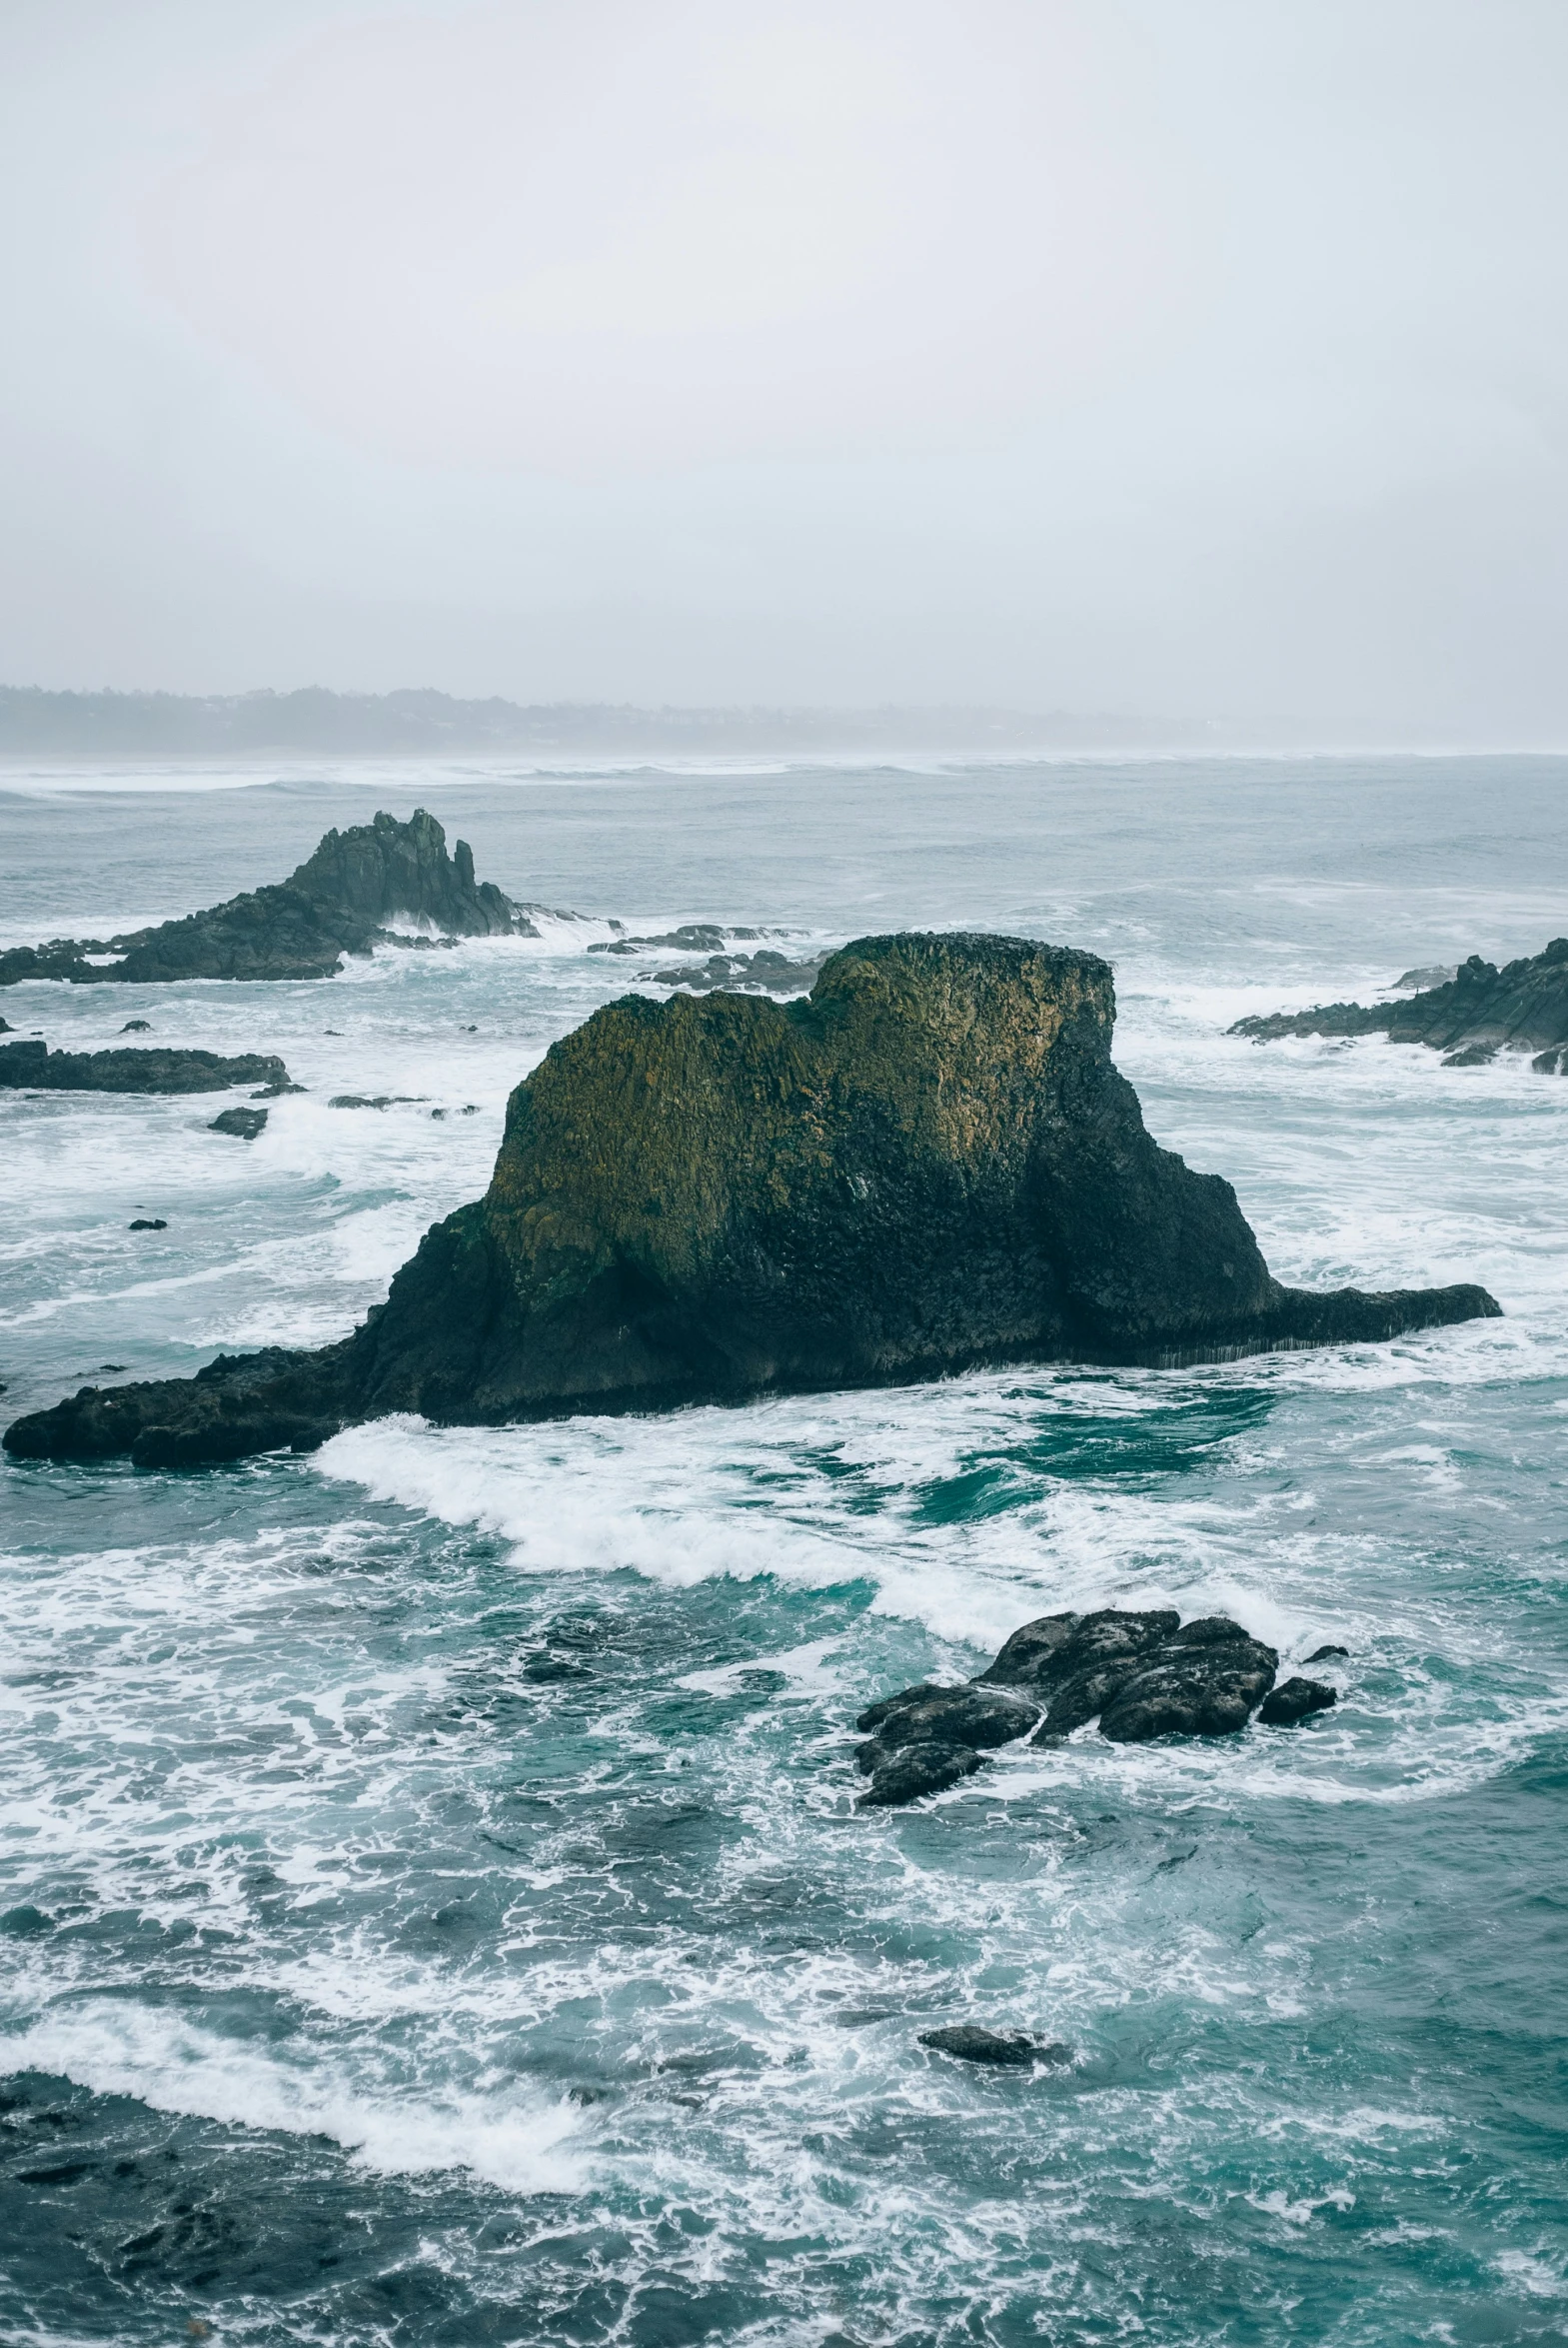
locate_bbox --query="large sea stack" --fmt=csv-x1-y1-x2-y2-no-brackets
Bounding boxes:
0,809,532,987
1232,938,1568,1070
4,933,1499,1467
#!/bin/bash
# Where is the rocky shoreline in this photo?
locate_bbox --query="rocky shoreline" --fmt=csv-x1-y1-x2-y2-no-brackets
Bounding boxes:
1232,936,1568,1069
854,1606,1339,1807
3,930,1499,1469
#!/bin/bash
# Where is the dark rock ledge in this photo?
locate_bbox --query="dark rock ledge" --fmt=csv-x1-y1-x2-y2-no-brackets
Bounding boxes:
855,1607,1340,1806
0,1041,293,1094
0,809,534,988
1231,937,1568,1069
3,931,1498,1468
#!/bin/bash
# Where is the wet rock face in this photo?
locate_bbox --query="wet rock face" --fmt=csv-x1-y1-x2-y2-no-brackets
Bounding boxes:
852,1605,1326,1806
1097,1623,1279,1742
852,1685,1043,1806
4,932,1500,1467
0,1042,291,1094
1232,936,1568,1065
208,1106,269,1141
1258,1676,1338,1725
1,1344,360,1466
856,1744,985,1807
0,809,533,988
855,1683,1043,1753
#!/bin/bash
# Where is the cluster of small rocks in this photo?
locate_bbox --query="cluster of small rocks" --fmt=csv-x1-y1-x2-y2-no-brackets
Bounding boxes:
853,1607,1339,1808
589,923,824,994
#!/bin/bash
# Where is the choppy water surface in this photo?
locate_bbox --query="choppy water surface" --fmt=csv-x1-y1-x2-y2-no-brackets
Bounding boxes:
2,755,1566,2346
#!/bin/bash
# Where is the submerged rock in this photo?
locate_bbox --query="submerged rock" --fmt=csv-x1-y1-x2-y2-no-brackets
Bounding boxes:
853,1605,1305,1805
919,2026,1070,2067
3,931,1499,1466
0,1041,291,1094
0,809,535,987
1258,1676,1338,1725
1231,937,1568,1065
128,1217,167,1230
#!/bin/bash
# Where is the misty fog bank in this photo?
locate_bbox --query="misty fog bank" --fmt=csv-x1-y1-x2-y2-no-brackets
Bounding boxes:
4,3,1567,736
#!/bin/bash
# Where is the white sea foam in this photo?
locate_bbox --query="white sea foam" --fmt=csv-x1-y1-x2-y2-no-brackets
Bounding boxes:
1,2004,585,2193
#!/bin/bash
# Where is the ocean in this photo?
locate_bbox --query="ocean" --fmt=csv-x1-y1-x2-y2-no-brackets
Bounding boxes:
2,753,1565,2346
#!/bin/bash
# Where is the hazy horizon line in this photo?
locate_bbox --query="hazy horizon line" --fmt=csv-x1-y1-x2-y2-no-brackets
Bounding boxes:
2,681,1565,762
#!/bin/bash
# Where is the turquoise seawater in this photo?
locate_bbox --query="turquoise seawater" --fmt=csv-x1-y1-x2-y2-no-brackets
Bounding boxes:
1,755,1565,2345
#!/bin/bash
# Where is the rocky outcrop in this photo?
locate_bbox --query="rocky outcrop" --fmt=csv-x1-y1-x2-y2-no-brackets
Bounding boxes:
589,924,824,996
3,932,1499,1467
209,1107,269,1140
853,1605,1339,1806
0,810,534,987
1232,938,1568,1068
0,1041,292,1093
642,948,825,995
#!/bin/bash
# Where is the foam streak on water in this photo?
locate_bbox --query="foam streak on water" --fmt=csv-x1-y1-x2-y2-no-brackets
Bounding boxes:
2,755,1566,2345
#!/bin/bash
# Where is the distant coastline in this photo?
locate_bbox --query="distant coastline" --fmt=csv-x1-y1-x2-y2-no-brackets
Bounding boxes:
0,684,1224,759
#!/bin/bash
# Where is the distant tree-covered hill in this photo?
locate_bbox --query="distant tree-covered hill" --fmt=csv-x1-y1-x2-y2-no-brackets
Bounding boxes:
0,686,1173,757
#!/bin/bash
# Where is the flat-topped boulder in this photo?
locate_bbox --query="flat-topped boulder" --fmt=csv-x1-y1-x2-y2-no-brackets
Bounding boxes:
4,931,1498,1467
0,809,535,987
0,1041,293,1094
1232,938,1568,1068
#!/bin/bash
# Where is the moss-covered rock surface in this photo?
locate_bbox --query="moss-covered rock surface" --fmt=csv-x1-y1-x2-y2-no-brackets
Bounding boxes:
4,933,1500,1465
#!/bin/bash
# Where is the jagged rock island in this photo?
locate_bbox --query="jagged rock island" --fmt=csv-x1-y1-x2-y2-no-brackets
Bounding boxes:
0,809,533,987
1232,937,1568,1070
3,933,1499,1467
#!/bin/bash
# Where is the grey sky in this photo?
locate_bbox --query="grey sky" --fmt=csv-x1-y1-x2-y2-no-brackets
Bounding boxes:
3,0,1566,740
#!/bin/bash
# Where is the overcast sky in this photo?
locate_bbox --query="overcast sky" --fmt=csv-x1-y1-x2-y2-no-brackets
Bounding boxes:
4,0,1566,739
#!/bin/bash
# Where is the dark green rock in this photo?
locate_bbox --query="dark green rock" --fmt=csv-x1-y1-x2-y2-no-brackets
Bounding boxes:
3,932,1500,1467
